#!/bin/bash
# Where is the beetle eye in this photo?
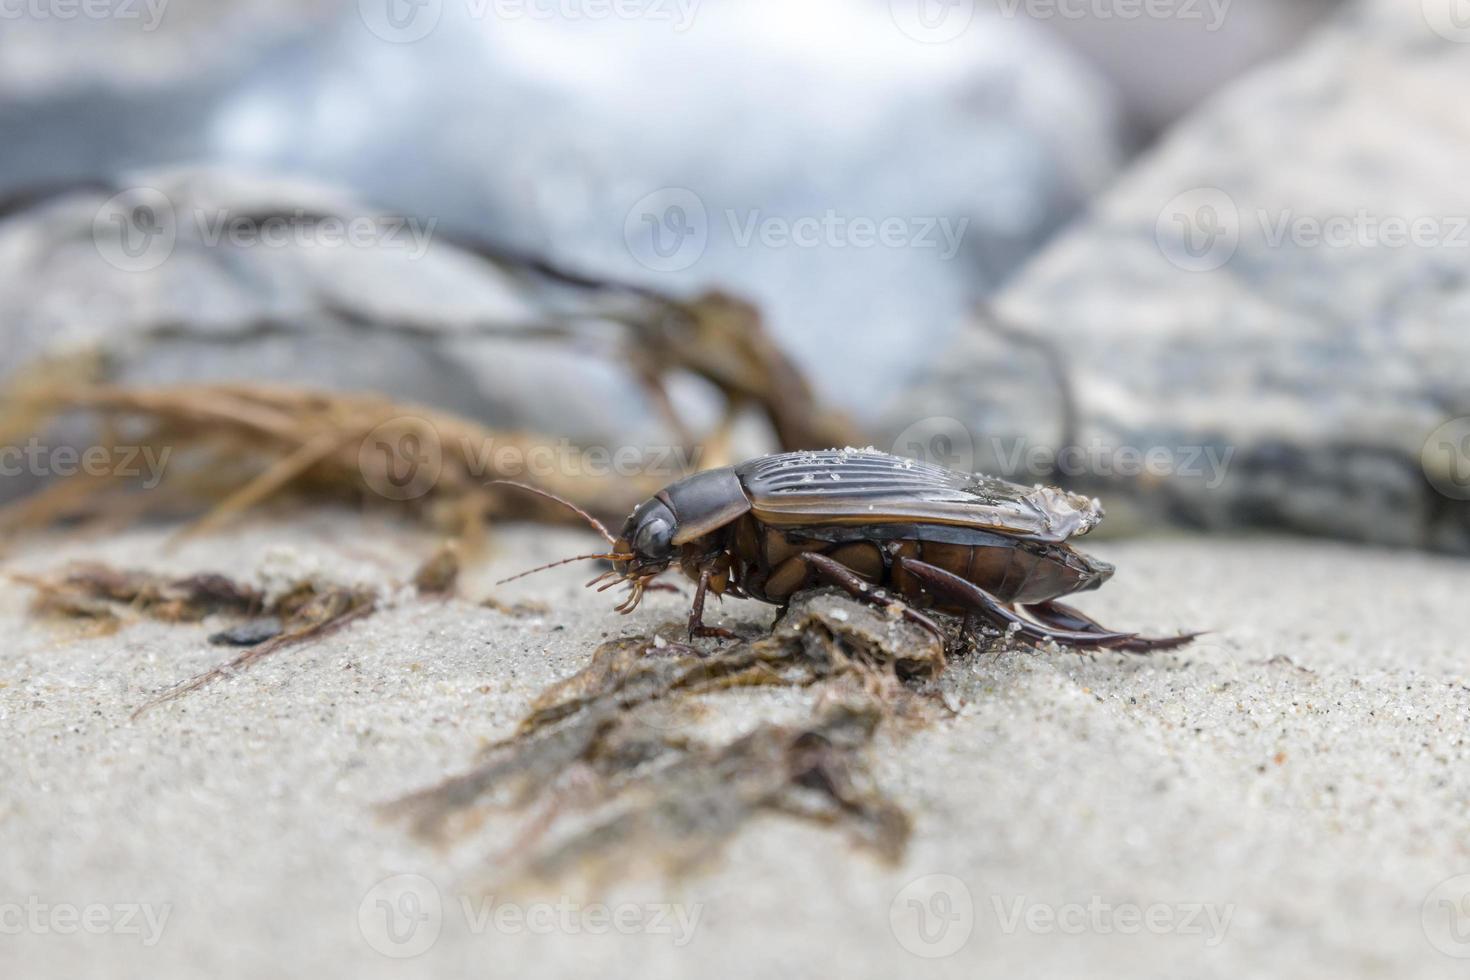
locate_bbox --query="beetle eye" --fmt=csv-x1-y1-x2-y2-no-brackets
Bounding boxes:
633,516,673,558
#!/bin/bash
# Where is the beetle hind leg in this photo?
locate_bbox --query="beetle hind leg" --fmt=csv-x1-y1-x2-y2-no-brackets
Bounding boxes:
1025,600,1201,654
897,559,1137,651
795,552,948,649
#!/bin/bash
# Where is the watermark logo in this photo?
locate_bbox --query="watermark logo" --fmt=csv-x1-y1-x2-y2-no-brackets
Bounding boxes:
625,188,709,273
726,210,968,259
92,189,437,273
891,416,976,473
890,418,1236,489
1423,0,1470,43
93,187,177,273
625,188,970,273
995,0,1231,31
0,898,172,947
1422,874,1470,957
1157,187,1470,272
1156,187,1240,272
0,0,170,29
0,439,171,488
477,0,700,30
358,874,442,958
992,895,1233,946
359,0,699,43
358,0,443,42
359,417,445,502
191,209,436,257
889,873,975,958
1257,210,1470,250
889,0,975,43
356,875,702,956
358,424,704,502
1423,417,1470,501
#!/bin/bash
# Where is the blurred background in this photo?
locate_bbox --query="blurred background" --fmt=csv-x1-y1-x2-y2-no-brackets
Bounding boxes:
3,0,1468,553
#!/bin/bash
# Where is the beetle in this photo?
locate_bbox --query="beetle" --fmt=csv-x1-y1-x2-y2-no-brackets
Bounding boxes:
497,449,1197,652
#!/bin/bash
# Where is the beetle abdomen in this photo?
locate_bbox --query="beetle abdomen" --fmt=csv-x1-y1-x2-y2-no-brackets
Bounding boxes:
722,517,1113,610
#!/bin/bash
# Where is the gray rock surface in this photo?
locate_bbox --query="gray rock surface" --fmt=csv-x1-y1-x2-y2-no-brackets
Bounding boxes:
886,0,1470,552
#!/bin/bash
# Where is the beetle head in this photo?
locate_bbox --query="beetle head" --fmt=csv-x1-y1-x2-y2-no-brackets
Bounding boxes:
615,496,679,576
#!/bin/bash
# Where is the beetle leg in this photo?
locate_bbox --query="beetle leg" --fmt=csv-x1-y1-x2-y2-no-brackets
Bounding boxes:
795,552,947,648
1025,600,1201,653
687,566,738,641
896,559,1136,650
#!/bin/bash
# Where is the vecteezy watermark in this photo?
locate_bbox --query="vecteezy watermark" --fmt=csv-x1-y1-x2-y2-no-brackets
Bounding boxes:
358,416,703,501
1156,187,1470,272
889,0,975,43
1155,187,1241,272
357,874,702,958
995,0,1231,31
889,874,976,958
1423,874,1470,957
887,875,1233,957
1256,211,1470,250
624,188,709,273
890,417,1235,489
624,188,970,273
357,0,699,43
0,0,169,29
358,874,442,958
0,439,171,489
1422,0,1470,43
1422,417,1470,502
92,187,437,273
359,417,446,502
992,895,1234,947
0,898,172,947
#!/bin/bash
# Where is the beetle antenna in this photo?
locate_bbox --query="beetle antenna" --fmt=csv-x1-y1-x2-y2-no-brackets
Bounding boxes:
487,479,616,545
495,552,632,585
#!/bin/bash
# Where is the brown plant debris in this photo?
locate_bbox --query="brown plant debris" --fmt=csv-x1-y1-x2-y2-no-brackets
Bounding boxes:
17,562,264,632
13,562,377,716
0,383,657,542
138,583,376,717
617,289,857,456
412,540,461,597
383,590,942,892
479,595,551,618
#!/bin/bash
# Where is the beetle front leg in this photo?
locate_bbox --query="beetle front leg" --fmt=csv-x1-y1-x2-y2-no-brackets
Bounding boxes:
687,566,738,641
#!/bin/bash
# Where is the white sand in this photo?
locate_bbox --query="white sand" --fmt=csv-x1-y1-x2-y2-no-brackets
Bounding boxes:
2,513,1468,980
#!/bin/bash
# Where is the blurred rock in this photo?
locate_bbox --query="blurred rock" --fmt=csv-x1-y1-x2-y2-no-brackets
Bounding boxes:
0,1,339,185
0,170,736,472
885,0,1470,553
0,0,1126,420
1,172,507,414
0,1,335,97
1015,0,1342,134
